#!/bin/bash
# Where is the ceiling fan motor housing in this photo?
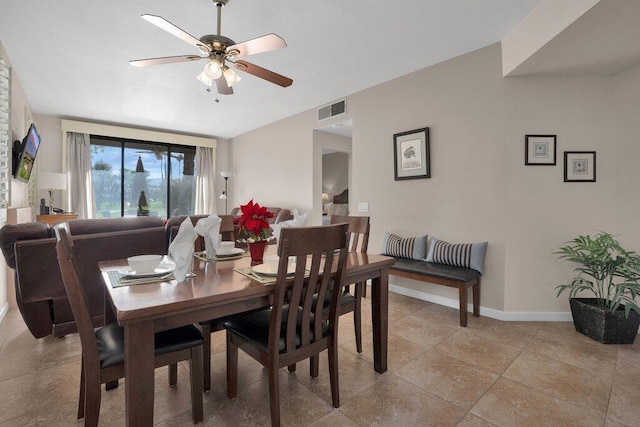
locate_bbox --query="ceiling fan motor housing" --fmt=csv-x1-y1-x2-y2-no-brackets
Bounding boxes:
199,34,236,54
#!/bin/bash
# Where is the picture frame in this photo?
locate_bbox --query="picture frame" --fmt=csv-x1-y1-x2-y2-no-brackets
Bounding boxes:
525,134,556,165
393,127,430,180
564,151,596,182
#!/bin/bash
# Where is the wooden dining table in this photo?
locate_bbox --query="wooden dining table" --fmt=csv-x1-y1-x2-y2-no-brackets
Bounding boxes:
100,249,394,426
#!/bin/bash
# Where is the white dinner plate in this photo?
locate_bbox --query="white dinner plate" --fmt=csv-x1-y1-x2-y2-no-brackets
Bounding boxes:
253,263,296,276
118,262,175,277
215,247,245,257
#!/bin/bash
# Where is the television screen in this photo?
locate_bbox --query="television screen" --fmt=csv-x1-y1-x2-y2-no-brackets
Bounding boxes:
14,123,41,183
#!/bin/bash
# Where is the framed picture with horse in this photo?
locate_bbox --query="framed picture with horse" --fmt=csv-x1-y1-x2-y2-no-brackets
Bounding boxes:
393,127,430,180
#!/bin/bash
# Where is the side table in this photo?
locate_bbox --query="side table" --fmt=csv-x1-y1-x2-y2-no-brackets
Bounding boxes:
36,213,78,226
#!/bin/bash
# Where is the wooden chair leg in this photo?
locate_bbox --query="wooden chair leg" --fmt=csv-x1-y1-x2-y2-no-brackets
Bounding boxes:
189,346,204,423
201,323,212,392
84,371,102,427
354,282,363,353
77,360,85,420
328,343,340,408
310,355,319,378
169,363,178,387
268,358,281,427
362,281,367,298
226,332,238,399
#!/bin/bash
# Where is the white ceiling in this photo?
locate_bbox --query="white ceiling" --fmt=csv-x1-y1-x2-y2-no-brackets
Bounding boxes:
0,0,540,139
507,0,640,76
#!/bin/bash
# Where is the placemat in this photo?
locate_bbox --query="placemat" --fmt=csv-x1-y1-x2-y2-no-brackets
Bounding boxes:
234,266,277,284
108,270,175,288
194,250,248,262
234,266,309,285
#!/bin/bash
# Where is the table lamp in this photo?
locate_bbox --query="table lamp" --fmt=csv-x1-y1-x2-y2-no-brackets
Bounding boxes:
37,172,66,213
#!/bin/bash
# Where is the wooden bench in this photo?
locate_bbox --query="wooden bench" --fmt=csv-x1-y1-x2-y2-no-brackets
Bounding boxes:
389,257,481,327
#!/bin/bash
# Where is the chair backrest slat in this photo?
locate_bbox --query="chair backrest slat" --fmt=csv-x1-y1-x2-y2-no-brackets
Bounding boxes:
330,215,370,253
219,215,235,242
53,223,101,372
270,224,348,356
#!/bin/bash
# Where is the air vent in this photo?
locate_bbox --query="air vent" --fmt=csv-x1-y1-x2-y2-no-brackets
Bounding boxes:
317,99,346,122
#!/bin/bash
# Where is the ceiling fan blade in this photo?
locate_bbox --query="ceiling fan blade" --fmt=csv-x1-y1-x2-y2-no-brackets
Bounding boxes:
227,33,287,58
234,60,293,87
130,55,205,67
216,78,234,95
141,14,211,53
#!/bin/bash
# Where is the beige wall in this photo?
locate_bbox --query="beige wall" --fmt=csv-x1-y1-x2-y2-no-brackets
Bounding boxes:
1,41,33,313
613,63,640,251
504,75,615,315
229,42,640,318
349,44,508,312
231,109,317,216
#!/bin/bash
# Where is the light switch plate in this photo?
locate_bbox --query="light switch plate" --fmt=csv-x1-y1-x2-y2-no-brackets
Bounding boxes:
358,202,369,212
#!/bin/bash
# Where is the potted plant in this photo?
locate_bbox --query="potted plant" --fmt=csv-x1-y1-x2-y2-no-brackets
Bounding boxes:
237,199,274,262
556,232,640,344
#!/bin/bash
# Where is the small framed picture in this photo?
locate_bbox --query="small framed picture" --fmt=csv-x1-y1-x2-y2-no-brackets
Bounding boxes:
525,135,556,165
393,127,430,180
564,151,596,182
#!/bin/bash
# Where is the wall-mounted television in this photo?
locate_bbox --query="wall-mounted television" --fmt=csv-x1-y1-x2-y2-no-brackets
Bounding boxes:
12,123,41,183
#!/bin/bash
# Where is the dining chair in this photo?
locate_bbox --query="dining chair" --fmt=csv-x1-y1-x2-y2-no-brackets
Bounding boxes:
219,214,236,242
329,214,370,353
53,223,204,425
224,223,349,427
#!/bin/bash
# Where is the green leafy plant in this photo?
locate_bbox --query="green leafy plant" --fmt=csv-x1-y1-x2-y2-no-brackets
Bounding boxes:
555,232,640,317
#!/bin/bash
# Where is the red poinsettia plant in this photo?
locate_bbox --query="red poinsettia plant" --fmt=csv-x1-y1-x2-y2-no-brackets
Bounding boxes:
237,199,274,242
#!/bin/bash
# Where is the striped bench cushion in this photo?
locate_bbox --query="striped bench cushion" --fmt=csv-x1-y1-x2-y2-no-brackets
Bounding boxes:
381,232,427,260
426,238,487,274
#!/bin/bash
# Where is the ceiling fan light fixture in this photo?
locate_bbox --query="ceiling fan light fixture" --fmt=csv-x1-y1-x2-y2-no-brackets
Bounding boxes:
206,60,223,79
196,69,213,86
223,66,241,86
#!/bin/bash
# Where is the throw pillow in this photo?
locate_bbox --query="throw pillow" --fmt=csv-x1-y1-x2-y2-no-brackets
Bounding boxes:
381,232,428,260
426,238,488,274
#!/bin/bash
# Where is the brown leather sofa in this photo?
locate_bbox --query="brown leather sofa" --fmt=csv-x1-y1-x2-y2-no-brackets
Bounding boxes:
0,217,167,338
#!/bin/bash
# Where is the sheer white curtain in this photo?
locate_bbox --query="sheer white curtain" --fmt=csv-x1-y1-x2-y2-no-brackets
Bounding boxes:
194,146,216,214
65,132,95,218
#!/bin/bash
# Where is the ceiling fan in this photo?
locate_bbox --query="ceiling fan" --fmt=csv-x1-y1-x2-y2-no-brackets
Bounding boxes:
130,0,293,96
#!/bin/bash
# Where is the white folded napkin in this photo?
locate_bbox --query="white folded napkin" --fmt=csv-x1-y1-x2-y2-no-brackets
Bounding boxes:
270,209,310,240
291,209,309,226
168,217,198,281
194,214,222,259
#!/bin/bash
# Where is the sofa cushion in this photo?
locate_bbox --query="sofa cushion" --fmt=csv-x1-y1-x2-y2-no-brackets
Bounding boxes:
425,238,488,274
0,222,51,269
381,232,427,260
68,216,164,236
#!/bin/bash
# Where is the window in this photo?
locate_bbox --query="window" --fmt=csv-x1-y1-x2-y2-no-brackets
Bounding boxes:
91,136,196,218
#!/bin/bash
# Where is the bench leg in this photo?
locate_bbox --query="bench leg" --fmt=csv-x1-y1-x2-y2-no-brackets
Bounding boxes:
473,277,481,318
458,285,468,327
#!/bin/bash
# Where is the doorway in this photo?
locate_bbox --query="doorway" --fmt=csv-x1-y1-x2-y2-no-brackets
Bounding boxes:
312,119,352,225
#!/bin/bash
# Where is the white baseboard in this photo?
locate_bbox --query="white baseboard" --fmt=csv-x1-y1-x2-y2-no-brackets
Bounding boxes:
386,283,573,322
0,302,8,325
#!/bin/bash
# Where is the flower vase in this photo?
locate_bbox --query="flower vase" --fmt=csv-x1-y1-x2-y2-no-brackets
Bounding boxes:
248,241,267,262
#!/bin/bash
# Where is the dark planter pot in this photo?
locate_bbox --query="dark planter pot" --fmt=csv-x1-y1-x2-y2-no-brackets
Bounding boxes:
569,298,640,344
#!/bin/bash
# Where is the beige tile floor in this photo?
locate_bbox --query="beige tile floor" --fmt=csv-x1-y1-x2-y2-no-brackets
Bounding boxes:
1,292,639,426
